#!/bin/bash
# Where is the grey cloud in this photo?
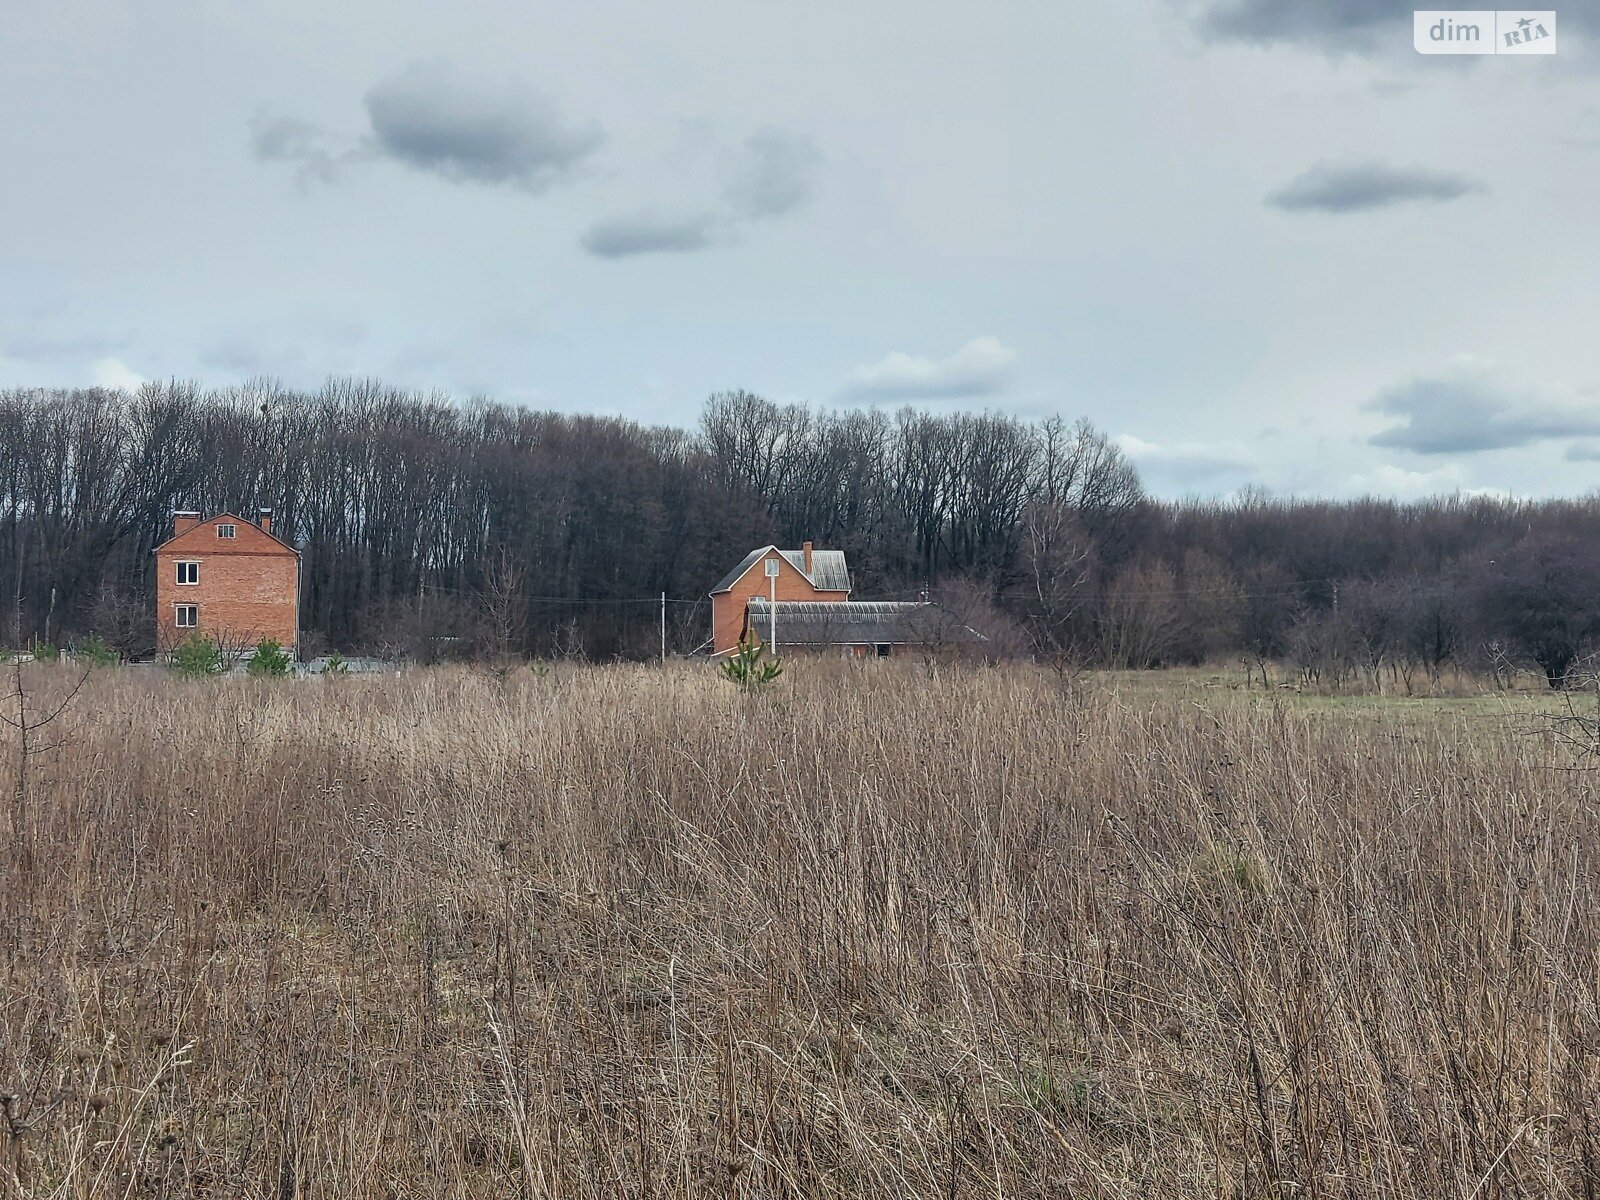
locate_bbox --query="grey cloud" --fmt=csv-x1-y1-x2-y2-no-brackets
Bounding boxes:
583,128,821,259
199,319,368,382
1267,160,1484,213
581,212,726,258
254,61,601,192
1189,0,1597,49
0,328,123,362
248,114,359,185
1190,0,1600,47
249,114,321,161
1368,372,1600,454
201,339,296,376
723,129,822,218
363,59,602,190
1189,0,1410,47
1566,442,1600,461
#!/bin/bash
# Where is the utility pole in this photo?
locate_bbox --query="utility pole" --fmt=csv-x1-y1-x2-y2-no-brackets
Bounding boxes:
765,558,779,655
659,591,666,664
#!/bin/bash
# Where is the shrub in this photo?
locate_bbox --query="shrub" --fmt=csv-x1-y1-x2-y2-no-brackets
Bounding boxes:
247,638,293,677
30,641,59,662
322,651,349,676
720,636,782,690
72,634,119,667
170,634,224,677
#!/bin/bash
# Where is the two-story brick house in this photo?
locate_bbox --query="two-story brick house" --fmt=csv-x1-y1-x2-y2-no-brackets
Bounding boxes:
153,509,300,656
710,542,850,656
710,542,981,658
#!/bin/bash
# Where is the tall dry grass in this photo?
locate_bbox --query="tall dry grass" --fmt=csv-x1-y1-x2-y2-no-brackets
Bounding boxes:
0,660,1597,1198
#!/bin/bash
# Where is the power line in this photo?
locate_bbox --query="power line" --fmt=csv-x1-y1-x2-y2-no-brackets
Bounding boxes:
417,582,703,606
868,574,1356,604
418,572,1357,608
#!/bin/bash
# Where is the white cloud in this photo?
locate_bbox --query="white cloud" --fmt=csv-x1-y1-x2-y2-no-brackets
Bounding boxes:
841,336,1016,401
1340,461,1472,499
1115,433,1252,469
91,357,145,390
1114,434,1257,490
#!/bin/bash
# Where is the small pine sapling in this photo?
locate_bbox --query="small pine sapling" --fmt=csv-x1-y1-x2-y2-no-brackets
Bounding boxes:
720,636,783,690
246,638,293,677
170,635,224,678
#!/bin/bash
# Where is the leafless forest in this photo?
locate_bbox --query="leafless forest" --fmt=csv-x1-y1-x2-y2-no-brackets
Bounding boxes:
0,661,1596,1197
4,382,1600,683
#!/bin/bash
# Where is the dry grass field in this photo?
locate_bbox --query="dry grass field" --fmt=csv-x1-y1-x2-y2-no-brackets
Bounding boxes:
1,660,1598,1198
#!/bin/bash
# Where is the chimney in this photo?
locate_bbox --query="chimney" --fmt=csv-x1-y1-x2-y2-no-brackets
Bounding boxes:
173,510,201,537
257,507,273,535
803,540,814,574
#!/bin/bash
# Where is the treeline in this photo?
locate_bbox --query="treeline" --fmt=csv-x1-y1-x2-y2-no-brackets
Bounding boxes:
3,381,1598,682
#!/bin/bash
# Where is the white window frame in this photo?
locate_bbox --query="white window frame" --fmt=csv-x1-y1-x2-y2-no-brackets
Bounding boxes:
176,560,199,585
175,604,198,629
216,524,236,539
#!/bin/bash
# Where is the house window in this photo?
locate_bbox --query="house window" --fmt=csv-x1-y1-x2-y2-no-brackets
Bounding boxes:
176,604,198,629
217,524,236,539
176,561,199,585
875,643,892,658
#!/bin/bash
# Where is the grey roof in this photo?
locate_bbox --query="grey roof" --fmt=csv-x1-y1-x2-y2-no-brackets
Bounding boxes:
711,546,852,595
744,599,985,646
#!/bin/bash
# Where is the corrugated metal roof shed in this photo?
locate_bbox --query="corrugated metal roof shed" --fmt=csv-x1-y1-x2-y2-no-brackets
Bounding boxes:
744,599,984,646
711,546,852,594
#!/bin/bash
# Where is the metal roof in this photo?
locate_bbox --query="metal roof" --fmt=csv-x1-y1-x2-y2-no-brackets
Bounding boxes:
711,546,852,595
744,599,985,646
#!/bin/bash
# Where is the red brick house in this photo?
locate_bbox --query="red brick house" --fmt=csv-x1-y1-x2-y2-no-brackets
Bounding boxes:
153,509,300,656
710,542,850,656
710,543,983,658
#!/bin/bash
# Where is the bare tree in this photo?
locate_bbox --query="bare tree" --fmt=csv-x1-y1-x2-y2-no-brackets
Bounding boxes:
480,550,529,663
87,584,151,659
1021,500,1096,667
1470,534,1600,688
926,577,1028,663
1098,559,1181,670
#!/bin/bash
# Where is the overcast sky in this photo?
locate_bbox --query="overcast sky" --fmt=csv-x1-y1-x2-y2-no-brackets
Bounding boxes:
3,0,1598,499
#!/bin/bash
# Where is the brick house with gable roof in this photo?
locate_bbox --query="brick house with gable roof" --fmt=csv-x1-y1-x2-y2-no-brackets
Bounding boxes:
153,509,300,656
709,542,985,658
709,541,850,656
